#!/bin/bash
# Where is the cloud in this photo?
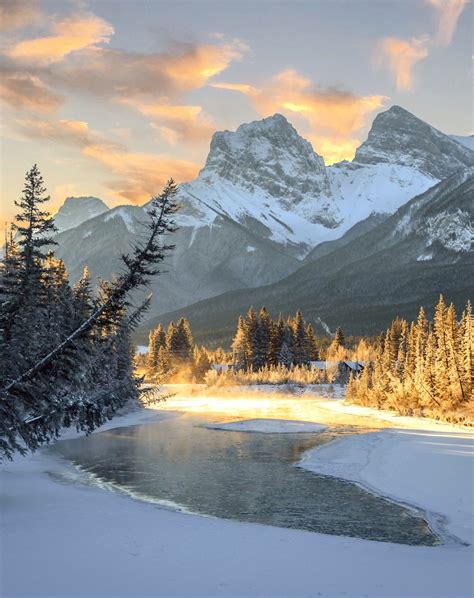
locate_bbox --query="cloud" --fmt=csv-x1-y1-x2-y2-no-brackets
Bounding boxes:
83,145,199,201
118,99,215,145
307,135,360,165
426,0,468,46
0,69,63,112
376,36,430,91
43,39,246,100
13,117,199,202
0,0,40,31
7,13,114,64
14,117,104,147
212,69,386,162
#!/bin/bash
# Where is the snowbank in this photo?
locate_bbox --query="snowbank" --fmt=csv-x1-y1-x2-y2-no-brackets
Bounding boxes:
299,429,474,546
207,418,327,433
1,404,473,597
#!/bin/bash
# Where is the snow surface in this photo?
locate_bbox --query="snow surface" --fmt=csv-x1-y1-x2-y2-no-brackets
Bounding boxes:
299,428,474,546
104,207,137,233
1,398,473,597
207,418,327,433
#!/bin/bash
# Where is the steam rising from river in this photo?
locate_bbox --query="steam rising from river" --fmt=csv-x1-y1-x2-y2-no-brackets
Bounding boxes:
154,384,389,429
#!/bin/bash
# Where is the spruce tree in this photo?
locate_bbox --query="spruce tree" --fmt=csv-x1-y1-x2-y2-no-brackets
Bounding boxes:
232,316,248,370
292,310,310,365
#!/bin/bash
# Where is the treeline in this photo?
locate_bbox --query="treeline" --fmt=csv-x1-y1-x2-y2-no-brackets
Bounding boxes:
347,296,473,422
146,318,227,382
145,308,348,382
0,166,179,458
232,307,345,370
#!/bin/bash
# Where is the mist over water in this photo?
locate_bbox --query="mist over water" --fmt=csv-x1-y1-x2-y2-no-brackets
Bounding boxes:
52,399,439,546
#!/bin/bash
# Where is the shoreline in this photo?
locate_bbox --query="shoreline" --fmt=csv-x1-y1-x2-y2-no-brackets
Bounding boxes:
2,395,473,597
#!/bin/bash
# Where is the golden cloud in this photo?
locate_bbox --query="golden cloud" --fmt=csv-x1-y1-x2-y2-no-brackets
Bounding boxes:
14,117,102,146
83,145,199,201
307,135,360,166
7,13,114,64
376,37,429,91
118,99,216,145
13,117,199,203
212,69,386,161
0,70,62,112
0,0,41,31
426,0,468,46
21,37,245,104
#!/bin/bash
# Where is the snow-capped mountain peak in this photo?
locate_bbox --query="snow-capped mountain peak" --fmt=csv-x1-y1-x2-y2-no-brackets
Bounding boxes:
353,105,474,179
54,196,109,233
200,113,332,204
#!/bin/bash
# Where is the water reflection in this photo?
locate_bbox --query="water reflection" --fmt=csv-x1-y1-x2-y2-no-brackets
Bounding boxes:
52,412,438,546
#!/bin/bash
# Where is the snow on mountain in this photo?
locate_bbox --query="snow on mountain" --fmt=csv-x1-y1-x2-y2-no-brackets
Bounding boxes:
169,108,473,256
54,106,473,328
104,207,138,233
53,196,109,233
450,134,474,151
171,114,337,255
353,106,474,180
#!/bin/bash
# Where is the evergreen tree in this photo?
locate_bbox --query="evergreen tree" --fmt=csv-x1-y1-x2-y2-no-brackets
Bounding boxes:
0,174,180,459
232,315,248,370
270,314,286,365
253,307,271,370
292,310,310,365
244,307,257,370
306,324,319,361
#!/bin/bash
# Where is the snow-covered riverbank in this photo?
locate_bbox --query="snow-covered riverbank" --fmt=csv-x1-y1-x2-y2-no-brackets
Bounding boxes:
1,397,473,597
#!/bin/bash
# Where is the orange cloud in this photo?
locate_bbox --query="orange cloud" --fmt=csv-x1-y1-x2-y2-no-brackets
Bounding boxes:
212,70,385,162
13,117,199,203
307,136,360,165
426,0,468,46
14,117,102,146
36,38,246,101
118,100,215,145
7,13,114,64
376,36,429,91
0,70,62,112
0,0,40,31
162,41,247,89
83,145,199,201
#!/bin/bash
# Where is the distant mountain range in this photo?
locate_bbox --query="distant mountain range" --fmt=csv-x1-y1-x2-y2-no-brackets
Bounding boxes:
51,105,474,344
149,169,473,345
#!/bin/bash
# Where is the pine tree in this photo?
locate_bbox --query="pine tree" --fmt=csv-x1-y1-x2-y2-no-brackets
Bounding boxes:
232,315,248,370
253,307,271,370
270,314,286,365
245,307,257,370
292,310,310,365
0,175,180,459
176,318,194,362
306,324,319,361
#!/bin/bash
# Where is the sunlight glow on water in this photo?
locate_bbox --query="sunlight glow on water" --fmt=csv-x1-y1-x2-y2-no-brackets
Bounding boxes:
52,404,438,546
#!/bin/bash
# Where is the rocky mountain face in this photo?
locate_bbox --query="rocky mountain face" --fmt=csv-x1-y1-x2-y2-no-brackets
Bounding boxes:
52,105,474,336
145,169,473,345
352,105,473,179
450,134,474,151
53,196,109,233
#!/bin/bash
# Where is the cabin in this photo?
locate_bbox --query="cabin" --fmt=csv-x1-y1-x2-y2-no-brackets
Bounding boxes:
309,360,365,383
210,364,234,373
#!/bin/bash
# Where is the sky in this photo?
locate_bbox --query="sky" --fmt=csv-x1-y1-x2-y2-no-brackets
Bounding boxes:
0,0,472,221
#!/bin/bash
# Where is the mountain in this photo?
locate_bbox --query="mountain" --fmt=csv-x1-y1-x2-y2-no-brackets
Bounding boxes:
352,106,473,179
53,196,109,232
54,202,299,318
53,106,474,333
141,169,473,346
450,134,474,152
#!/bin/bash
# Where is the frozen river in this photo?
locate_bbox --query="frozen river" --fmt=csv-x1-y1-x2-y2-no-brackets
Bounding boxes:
52,412,438,545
